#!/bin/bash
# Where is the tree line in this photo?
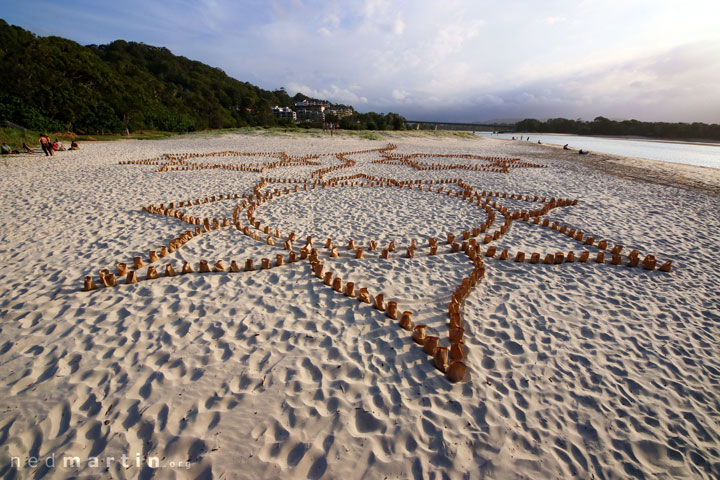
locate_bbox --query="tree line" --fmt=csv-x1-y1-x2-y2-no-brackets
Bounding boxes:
332,112,406,131
515,117,720,141
0,20,406,134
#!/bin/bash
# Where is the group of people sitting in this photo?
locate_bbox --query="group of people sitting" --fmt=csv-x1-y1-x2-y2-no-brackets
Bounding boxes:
1,135,79,155
563,144,589,154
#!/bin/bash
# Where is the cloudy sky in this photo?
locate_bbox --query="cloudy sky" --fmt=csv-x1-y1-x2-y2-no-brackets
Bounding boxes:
3,0,720,123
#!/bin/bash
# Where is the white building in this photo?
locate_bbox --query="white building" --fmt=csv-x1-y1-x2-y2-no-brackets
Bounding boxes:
294,100,329,122
272,106,296,121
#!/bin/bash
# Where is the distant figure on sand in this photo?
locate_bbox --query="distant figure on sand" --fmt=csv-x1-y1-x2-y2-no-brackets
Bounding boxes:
39,134,53,156
23,142,33,153
1,142,18,154
563,144,569,150
70,140,79,150
578,149,588,155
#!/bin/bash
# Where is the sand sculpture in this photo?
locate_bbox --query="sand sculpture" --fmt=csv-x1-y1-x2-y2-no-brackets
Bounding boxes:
400,311,413,331
374,293,386,311
88,144,674,383
147,266,158,279
83,275,98,291
412,325,426,344
358,288,371,303
165,264,177,277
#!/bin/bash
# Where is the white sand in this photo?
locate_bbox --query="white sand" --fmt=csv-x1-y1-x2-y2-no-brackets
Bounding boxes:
1,133,719,479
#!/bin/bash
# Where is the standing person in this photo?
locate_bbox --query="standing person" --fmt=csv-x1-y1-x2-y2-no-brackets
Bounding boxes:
39,134,53,156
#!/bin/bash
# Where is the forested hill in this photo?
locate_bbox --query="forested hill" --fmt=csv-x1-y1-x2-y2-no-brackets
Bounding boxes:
0,20,316,133
515,117,720,141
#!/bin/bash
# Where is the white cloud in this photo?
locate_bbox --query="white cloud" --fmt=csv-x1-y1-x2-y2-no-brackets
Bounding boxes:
187,2,720,122
362,0,389,19
393,17,405,36
392,89,410,101
286,83,369,105
432,19,485,57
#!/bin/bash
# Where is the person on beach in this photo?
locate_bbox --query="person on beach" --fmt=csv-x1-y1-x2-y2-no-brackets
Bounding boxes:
70,140,79,150
39,134,53,156
563,144,569,150
578,149,588,155
52,139,65,151
23,142,33,153
1,142,18,154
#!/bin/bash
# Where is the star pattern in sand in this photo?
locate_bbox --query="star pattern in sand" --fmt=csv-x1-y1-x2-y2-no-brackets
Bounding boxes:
83,144,671,383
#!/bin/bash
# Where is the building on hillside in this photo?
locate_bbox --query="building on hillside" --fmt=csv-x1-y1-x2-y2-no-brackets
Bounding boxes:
325,106,354,119
271,106,296,121
294,100,329,122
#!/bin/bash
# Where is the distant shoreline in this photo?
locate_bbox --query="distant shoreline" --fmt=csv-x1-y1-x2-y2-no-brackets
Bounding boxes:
482,135,720,198
498,131,720,147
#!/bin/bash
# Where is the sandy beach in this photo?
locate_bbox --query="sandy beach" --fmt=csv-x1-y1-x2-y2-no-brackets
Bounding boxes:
1,132,719,479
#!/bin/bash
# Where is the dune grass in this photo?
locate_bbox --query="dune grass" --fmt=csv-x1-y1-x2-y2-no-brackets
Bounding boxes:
1,126,481,149
0,127,180,148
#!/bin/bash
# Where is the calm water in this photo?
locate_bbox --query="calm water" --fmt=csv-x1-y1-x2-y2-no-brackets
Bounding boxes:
476,132,720,169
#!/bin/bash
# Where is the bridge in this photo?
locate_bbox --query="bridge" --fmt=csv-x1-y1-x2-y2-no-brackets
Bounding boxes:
405,120,515,132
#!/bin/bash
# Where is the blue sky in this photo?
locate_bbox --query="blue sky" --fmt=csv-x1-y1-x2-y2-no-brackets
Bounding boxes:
2,0,720,122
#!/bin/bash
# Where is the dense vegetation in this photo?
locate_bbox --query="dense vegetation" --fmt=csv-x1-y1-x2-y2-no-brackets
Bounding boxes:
515,117,720,141
0,20,406,134
335,112,406,131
